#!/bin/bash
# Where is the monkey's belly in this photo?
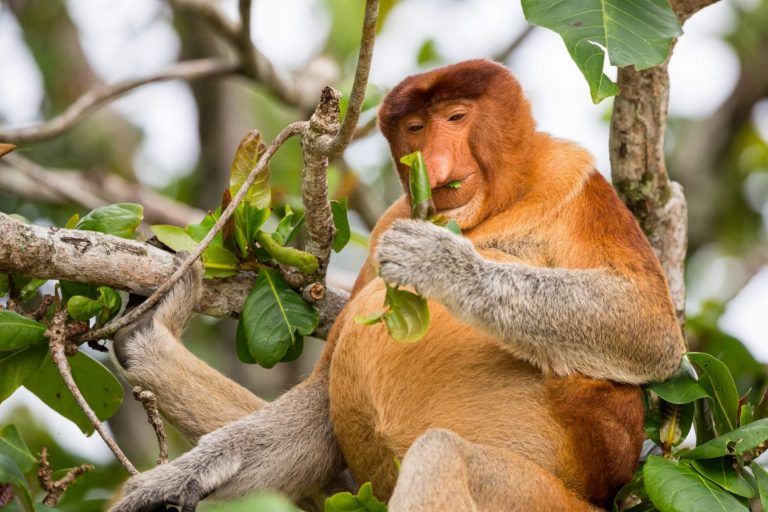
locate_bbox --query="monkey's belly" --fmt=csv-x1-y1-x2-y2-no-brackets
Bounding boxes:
328,279,571,499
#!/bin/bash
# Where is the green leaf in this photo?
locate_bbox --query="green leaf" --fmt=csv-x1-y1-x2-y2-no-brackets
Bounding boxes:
682,418,768,460
325,482,387,512
446,180,462,189
97,286,122,323
690,458,755,498
752,463,768,512
59,281,99,302
400,151,435,220
354,310,386,326
417,39,439,65
0,345,48,403
331,199,351,253
235,319,258,365
0,453,33,511
19,278,46,302
239,268,319,368
0,274,8,296
0,312,46,351
150,225,199,252
687,352,739,435
383,286,430,343
273,205,295,245
521,0,682,103
0,425,35,473
280,336,304,363
229,130,270,210
233,204,271,257
206,491,299,512
66,296,102,321
255,231,319,274
643,455,748,512
186,211,219,243
444,220,462,235
63,213,80,229
202,245,239,277
75,203,143,239
24,352,123,435
658,400,694,449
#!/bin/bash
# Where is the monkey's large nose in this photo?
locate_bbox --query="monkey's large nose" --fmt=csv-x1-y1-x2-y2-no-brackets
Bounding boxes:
424,153,453,189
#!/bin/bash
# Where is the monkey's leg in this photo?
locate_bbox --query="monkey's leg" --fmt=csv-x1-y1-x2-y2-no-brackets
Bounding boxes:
109,374,344,512
112,256,264,442
388,429,599,512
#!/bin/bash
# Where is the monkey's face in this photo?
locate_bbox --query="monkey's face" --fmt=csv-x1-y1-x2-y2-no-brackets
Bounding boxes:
395,100,487,220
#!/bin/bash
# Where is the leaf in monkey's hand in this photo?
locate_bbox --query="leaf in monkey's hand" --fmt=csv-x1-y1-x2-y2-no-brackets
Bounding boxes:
75,203,143,239
229,130,270,210
400,151,435,220
383,285,430,343
354,310,386,326
239,268,319,368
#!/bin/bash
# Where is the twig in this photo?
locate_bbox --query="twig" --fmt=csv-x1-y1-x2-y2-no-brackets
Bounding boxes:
167,0,239,40
0,154,205,225
45,310,138,475
321,0,380,156
132,386,169,465
37,446,94,506
0,59,237,145
80,121,307,342
494,25,536,63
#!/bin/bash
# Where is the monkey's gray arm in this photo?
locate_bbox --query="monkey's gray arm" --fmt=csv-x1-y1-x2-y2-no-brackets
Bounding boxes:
109,376,344,512
376,220,684,384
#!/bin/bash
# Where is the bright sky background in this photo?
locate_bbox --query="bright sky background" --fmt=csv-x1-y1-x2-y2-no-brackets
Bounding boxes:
0,0,765,461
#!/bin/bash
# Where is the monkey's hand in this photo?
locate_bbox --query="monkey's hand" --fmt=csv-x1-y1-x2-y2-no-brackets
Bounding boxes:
375,219,480,301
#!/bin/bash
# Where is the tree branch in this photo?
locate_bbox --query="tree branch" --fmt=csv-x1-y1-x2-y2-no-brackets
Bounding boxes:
0,154,205,226
609,0,719,327
81,121,307,342
45,310,138,475
38,446,95,506
321,0,379,156
0,59,237,145
494,25,536,63
0,213,349,334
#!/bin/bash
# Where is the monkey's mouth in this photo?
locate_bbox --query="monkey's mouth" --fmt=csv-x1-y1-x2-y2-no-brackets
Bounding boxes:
431,172,478,211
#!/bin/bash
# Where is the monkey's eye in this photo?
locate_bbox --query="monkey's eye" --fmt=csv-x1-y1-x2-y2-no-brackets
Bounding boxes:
448,113,466,122
407,124,424,133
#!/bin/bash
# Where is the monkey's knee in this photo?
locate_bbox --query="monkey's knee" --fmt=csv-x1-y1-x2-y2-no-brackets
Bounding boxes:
112,311,155,371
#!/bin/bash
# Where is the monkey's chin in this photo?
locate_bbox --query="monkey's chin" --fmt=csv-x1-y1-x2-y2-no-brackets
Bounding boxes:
434,189,488,230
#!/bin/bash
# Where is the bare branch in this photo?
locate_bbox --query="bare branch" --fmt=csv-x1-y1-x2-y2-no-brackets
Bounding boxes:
167,0,239,40
45,310,138,475
38,446,95,506
0,155,205,225
0,213,348,333
322,0,380,156
132,386,169,465
0,59,237,145
494,25,536,63
81,121,307,342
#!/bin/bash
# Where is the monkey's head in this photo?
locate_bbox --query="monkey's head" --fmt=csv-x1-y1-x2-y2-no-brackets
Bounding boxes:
379,59,535,229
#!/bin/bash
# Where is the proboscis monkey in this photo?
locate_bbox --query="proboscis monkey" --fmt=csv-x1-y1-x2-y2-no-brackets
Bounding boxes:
110,60,685,512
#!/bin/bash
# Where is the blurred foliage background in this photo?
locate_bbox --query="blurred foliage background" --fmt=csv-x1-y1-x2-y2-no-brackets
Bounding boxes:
0,0,767,509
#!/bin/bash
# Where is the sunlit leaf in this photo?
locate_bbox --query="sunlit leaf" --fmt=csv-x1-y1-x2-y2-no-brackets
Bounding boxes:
238,268,318,368
273,205,295,245
643,455,748,512
229,130,270,210
331,199,351,252
150,225,199,252
682,418,768,460
19,278,46,301
75,203,143,239
0,312,46,351
24,352,123,435
400,151,435,220
202,245,239,278
521,0,681,103
66,296,102,321
97,286,122,323
355,310,385,326
63,213,80,229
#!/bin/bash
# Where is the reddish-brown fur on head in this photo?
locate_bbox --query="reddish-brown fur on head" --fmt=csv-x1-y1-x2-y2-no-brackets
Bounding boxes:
378,60,536,228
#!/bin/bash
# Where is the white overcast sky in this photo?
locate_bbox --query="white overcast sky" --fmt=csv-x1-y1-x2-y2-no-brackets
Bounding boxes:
0,0,766,461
